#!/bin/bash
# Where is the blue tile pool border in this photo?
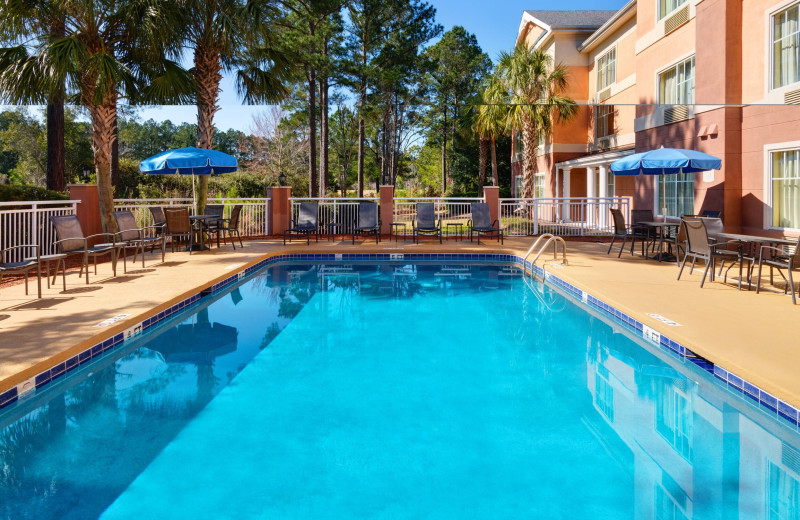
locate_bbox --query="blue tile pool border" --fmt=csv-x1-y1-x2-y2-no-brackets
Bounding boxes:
2,251,797,429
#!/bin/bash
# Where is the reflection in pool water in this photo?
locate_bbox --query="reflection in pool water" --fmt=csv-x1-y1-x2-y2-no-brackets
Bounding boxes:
0,262,798,519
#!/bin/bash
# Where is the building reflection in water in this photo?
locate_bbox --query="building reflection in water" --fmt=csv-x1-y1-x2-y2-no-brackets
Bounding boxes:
585,316,800,519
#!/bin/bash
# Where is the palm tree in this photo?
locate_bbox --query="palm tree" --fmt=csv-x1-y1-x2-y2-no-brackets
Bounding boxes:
496,44,577,198
0,0,189,232
180,0,293,214
0,0,67,191
474,74,508,188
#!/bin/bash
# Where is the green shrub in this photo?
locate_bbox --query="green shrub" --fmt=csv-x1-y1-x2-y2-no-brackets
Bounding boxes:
0,184,69,202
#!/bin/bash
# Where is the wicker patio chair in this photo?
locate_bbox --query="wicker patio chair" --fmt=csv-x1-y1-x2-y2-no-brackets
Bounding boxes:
113,210,166,271
607,208,635,257
413,202,442,244
756,236,800,304
164,208,195,253
50,215,118,284
0,244,42,298
352,202,380,244
468,202,502,244
284,202,319,245
677,219,740,288
215,204,244,249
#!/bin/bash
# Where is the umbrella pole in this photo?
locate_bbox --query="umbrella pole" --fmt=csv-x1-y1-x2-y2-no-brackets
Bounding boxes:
192,172,197,214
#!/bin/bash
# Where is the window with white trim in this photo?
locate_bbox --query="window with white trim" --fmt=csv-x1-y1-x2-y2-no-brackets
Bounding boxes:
658,56,695,104
534,172,545,198
597,48,616,90
658,172,694,217
596,105,615,139
607,171,616,197
659,0,688,20
773,3,800,89
771,148,800,228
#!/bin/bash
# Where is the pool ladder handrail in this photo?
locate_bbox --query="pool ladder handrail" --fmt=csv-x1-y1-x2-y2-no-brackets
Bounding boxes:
523,234,568,280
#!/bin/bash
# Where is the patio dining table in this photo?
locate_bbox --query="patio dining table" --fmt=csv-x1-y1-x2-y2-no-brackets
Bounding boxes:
636,221,680,262
710,232,796,290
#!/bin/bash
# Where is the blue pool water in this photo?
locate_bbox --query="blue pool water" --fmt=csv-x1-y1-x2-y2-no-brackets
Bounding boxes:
2,262,800,519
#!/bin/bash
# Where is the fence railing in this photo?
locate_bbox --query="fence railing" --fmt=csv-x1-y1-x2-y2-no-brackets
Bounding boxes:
0,200,80,262
113,198,271,238
290,197,380,236
394,197,484,235
499,197,630,236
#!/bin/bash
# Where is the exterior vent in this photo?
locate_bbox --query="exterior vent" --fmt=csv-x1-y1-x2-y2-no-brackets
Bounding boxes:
598,88,611,102
785,88,800,105
664,105,690,125
664,4,690,35
783,443,800,476
597,137,612,149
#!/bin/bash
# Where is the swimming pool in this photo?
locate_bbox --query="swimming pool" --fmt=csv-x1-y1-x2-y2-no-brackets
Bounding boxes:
2,260,800,518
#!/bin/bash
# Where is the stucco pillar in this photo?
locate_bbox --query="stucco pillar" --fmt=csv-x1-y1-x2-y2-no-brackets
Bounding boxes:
267,186,291,236
379,185,394,235
586,167,597,227
483,186,500,224
562,168,571,222
598,164,609,228
68,184,102,245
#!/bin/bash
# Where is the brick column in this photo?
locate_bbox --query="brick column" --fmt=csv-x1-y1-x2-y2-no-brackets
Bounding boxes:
379,185,394,236
68,184,102,245
483,186,499,224
267,186,291,236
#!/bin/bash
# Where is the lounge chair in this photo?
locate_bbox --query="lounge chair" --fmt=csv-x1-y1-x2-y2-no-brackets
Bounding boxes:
607,208,636,257
113,210,166,271
50,214,118,284
164,208,195,253
677,219,740,288
352,202,380,244
468,202,502,244
0,244,42,298
284,202,319,245
413,202,441,244
756,236,800,304
215,204,244,249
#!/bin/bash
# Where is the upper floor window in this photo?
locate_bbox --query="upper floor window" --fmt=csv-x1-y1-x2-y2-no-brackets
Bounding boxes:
658,56,695,104
597,48,616,91
771,148,800,229
596,105,615,139
773,3,800,89
659,0,688,20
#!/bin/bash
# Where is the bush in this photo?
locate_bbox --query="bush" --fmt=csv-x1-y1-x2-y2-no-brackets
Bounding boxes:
0,184,69,202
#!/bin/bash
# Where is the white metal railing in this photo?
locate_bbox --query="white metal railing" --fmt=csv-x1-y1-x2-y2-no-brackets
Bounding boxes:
499,197,630,236
0,200,80,262
290,197,380,236
114,198,271,238
394,197,484,235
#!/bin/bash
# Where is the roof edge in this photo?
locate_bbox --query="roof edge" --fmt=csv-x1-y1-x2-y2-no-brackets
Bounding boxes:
578,0,638,53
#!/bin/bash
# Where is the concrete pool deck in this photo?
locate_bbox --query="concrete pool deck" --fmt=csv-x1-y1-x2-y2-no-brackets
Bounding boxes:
1,236,799,409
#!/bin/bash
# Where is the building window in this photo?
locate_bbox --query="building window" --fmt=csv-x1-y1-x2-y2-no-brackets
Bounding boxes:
658,172,694,217
597,48,616,90
534,172,545,198
596,105,615,139
659,0,688,20
773,4,800,89
515,175,524,197
772,149,800,229
658,56,695,104
607,172,616,197
514,131,524,162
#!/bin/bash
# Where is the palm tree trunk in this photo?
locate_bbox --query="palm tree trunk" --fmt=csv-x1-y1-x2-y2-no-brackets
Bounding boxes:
490,136,498,187
478,137,488,188
521,117,537,199
111,113,119,187
88,99,118,234
194,45,222,215
46,98,65,191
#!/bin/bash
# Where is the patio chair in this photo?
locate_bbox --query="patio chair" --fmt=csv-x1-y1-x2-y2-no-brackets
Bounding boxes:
755,236,800,304
0,244,42,298
674,216,701,265
50,214,118,284
677,219,740,288
164,208,195,253
413,202,442,244
702,210,721,218
149,206,167,237
607,208,636,257
630,209,656,256
204,204,227,248
284,202,319,245
468,202,503,244
352,202,380,244
113,210,166,271
215,204,244,249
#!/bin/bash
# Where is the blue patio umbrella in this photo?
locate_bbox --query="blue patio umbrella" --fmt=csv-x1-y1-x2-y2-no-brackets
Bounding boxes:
610,147,721,176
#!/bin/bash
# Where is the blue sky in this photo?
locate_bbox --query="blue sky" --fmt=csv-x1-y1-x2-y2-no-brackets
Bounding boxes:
141,0,624,132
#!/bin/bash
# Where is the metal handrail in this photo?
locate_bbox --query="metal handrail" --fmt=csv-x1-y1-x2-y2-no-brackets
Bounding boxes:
522,234,568,280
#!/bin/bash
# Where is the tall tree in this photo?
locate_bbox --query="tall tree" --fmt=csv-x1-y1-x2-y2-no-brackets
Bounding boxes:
497,44,577,198
425,27,491,194
474,74,508,188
